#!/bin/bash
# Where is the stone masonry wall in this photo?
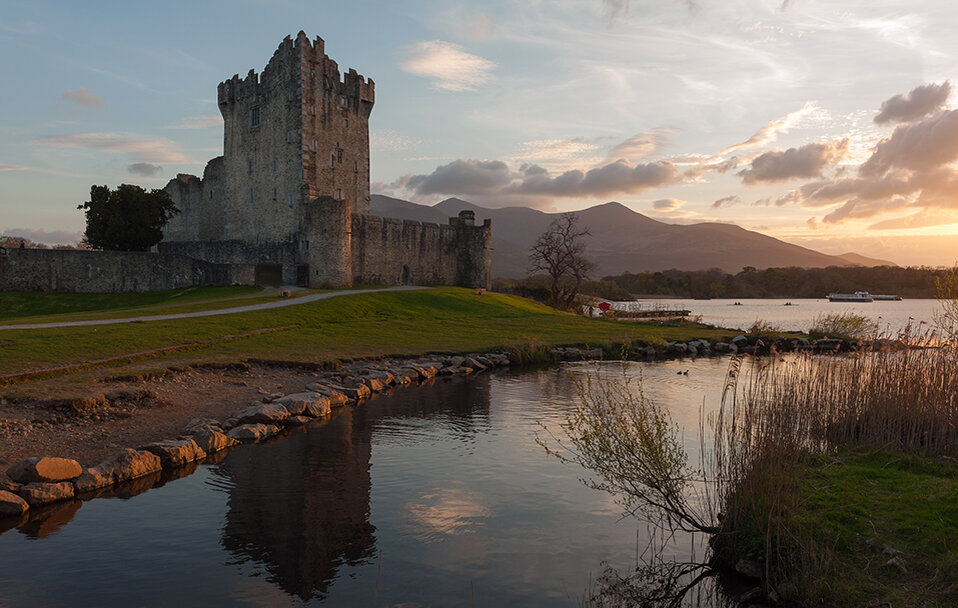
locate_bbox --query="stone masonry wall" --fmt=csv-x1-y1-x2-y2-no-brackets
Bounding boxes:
0,249,236,293
349,210,492,289
157,240,299,286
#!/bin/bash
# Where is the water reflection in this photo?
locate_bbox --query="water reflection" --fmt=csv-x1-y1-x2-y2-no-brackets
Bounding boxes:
214,375,493,601
0,360,737,606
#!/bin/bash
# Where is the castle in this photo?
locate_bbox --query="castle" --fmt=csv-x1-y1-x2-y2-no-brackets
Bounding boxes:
0,32,491,294
160,32,492,290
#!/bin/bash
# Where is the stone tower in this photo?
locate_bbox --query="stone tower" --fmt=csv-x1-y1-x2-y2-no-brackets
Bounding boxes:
164,32,374,246
161,32,492,291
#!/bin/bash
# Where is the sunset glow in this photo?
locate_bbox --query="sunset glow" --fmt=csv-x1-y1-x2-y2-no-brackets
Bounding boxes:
2,0,958,266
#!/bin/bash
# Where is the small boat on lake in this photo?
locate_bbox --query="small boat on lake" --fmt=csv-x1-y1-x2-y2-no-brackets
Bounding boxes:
828,291,874,302
827,291,902,302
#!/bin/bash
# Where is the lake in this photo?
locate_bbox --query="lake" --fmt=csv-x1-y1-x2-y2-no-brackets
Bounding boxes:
0,358,733,607
632,298,942,334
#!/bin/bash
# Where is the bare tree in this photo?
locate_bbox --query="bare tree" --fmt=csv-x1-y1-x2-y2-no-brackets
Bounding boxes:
528,213,595,309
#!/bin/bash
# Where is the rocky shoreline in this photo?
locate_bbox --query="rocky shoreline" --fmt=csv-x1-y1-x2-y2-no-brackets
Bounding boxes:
0,332,880,532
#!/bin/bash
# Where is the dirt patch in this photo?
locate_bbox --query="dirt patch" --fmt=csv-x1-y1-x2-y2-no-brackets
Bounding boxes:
0,363,329,467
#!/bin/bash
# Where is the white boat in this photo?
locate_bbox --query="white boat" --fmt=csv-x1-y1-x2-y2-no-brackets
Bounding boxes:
827,291,874,302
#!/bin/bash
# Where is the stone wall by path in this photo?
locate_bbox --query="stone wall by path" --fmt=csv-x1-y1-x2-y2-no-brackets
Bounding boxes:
0,248,237,293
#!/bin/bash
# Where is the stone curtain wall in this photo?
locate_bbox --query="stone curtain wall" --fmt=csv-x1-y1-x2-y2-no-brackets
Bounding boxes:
158,240,299,286
0,249,235,293
349,211,492,289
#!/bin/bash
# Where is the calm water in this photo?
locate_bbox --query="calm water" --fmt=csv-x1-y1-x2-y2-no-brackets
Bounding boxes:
0,359,732,607
640,298,941,333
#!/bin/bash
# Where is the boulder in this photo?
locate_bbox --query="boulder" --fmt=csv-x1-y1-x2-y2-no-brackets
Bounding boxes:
301,396,331,418
0,489,29,516
285,415,311,427
191,427,238,454
463,357,487,371
140,439,207,468
306,384,350,406
183,418,221,434
272,393,313,416
104,448,163,483
19,481,75,506
329,384,370,401
444,355,466,368
6,457,82,484
236,402,290,424
730,334,748,345
0,472,19,492
358,376,388,393
227,423,282,443
74,466,115,493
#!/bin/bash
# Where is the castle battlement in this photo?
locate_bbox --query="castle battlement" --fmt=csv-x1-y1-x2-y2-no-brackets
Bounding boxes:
160,32,490,292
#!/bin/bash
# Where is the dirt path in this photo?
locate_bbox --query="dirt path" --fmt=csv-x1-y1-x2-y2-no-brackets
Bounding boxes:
0,285,425,330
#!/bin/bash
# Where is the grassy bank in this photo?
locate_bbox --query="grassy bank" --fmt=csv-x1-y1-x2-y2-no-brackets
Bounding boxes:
0,285,271,322
714,345,958,606
0,287,734,381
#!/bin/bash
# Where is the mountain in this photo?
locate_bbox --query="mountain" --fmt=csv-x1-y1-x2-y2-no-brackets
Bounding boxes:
836,252,897,267
370,195,895,278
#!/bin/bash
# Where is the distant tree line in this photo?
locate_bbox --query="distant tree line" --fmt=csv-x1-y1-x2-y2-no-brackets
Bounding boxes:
602,266,950,299
0,236,85,250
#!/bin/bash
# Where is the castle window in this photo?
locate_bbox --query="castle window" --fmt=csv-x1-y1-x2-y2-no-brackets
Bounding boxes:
249,107,261,127
249,188,255,203
248,158,253,175
287,193,293,207
344,118,349,128
337,149,343,164
272,158,278,171
209,189,214,199
330,154,335,168
354,160,358,173
312,140,317,152
286,130,293,143
340,95,346,107
272,187,277,200
336,188,342,200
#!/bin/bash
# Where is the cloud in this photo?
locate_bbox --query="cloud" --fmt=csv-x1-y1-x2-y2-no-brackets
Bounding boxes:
714,103,819,157
400,41,495,92
2,228,82,245
821,198,912,224
860,110,958,176
0,163,31,171
712,195,741,208
127,163,164,177
62,88,103,108
169,114,222,129
739,139,848,184
35,132,191,163
606,128,674,162
874,81,951,125
406,159,512,195
652,198,683,211
509,159,678,197
398,157,678,203
868,209,958,230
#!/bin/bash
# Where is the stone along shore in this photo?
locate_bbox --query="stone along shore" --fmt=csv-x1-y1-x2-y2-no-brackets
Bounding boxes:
0,352,511,522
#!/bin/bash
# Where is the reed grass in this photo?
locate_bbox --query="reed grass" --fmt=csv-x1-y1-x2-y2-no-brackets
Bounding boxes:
713,339,958,605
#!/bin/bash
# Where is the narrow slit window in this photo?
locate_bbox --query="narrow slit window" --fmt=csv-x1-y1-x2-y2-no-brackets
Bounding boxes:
249,107,261,127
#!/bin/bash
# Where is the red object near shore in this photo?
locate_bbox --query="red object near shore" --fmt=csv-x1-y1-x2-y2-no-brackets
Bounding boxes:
598,302,611,311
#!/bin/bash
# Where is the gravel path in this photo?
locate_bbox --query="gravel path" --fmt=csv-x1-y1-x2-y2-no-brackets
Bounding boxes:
0,285,426,331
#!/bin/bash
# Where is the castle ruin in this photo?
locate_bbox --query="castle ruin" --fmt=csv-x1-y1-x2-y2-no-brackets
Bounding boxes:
160,31,492,290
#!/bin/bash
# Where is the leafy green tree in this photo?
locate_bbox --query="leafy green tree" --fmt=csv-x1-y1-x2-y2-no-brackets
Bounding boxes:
78,184,178,251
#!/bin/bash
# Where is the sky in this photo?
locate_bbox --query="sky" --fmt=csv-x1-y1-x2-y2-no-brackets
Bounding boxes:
2,0,958,267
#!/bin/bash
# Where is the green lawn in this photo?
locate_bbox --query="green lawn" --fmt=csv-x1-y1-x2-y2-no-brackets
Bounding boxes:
0,285,274,322
788,451,958,607
0,287,735,379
